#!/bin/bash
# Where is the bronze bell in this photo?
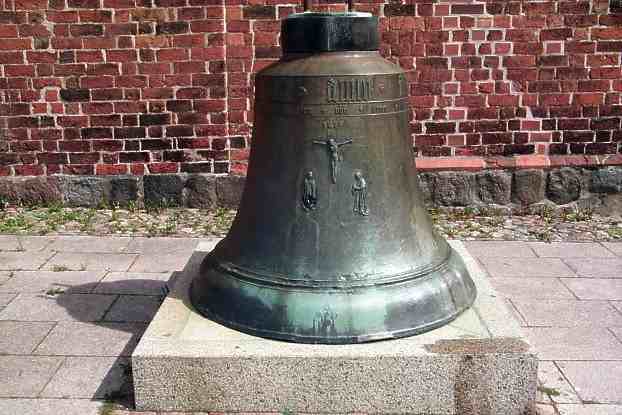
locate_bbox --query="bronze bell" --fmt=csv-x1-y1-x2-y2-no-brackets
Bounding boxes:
190,6,477,344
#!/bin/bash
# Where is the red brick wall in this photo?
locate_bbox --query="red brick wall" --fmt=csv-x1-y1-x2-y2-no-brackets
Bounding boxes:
0,0,621,177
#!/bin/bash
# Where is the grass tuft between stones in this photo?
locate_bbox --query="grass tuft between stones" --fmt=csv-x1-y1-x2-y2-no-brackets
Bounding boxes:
0,204,619,242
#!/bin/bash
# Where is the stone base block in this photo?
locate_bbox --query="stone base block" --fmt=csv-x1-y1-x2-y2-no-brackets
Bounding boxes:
132,240,537,414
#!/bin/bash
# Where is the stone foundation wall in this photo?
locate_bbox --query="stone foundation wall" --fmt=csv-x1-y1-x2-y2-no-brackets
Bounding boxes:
2,166,621,215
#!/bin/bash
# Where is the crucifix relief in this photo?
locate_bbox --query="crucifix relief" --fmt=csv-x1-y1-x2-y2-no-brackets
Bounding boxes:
312,138,353,184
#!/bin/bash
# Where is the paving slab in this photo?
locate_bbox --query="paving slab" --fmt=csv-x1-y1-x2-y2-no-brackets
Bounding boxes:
0,356,64,397
603,242,622,257
479,258,576,278
0,251,54,271
35,321,146,356
0,321,55,354
0,398,101,415
561,278,622,300
104,295,162,322
47,236,132,253
0,235,21,251
0,270,106,294
557,404,622,415
18,236,55,251
490,277,575,299
44,252,137,272
557,361,622,404
538,361,581,404
512,299,622,327
126,237,199,272
529,242,615,258
564,258,622,278
129,252,195,273
536,403,557,414
464,241,536,258
523,327,622,360
41,356,130,399
0,293,116,322
94,271,172,295
125,237,199,254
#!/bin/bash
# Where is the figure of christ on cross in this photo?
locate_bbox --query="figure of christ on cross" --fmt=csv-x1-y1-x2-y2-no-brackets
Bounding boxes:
312,138,353,184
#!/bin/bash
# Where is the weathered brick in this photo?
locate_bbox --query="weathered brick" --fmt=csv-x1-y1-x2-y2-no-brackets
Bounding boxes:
156,21,188,35
242,5,275,20
384,4,416,16
139,113,171,126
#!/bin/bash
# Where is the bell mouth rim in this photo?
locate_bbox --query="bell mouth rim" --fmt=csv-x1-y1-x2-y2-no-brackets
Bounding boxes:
190,247,477,344
190,295,470,345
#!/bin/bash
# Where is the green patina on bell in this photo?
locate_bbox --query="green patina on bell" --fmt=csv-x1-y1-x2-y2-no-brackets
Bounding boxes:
190,5,476,344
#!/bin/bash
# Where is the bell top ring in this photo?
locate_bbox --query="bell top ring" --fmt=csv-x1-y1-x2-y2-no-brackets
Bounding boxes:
190,2,477,344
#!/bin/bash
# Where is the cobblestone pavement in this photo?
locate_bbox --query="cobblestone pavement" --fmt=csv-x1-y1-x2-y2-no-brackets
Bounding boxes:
0,235,620,415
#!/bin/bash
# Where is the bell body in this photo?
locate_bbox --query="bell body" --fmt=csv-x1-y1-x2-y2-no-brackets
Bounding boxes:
191,13,476,344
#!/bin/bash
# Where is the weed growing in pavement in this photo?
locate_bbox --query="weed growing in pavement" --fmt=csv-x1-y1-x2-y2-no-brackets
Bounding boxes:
561,207,593,222
211,207,235,235
608,226,622,239
45,286,65,296
0,213,31,233
79,208,96,232
98,401,116,415
532,226,553,242
163,212,178,235
537,386,561,397
126,200,137,213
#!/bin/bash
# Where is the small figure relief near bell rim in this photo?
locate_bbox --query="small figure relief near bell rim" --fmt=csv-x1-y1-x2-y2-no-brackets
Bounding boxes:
352,170,370,216
302,170,318,211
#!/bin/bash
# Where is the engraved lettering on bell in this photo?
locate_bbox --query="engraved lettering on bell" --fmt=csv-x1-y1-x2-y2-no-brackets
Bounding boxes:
351,170,369,216
327,78,373,103
312,138,353,184
302,171,317,211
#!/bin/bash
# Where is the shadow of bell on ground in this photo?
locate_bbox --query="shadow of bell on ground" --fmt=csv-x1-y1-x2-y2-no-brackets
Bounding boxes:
53,273,181,409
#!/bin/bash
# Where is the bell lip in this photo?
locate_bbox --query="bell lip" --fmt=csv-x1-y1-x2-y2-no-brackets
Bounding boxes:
190,293,472,345
190,247,477,345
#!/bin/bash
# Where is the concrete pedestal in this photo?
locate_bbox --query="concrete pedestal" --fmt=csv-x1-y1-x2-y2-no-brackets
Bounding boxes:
132,240,537,414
